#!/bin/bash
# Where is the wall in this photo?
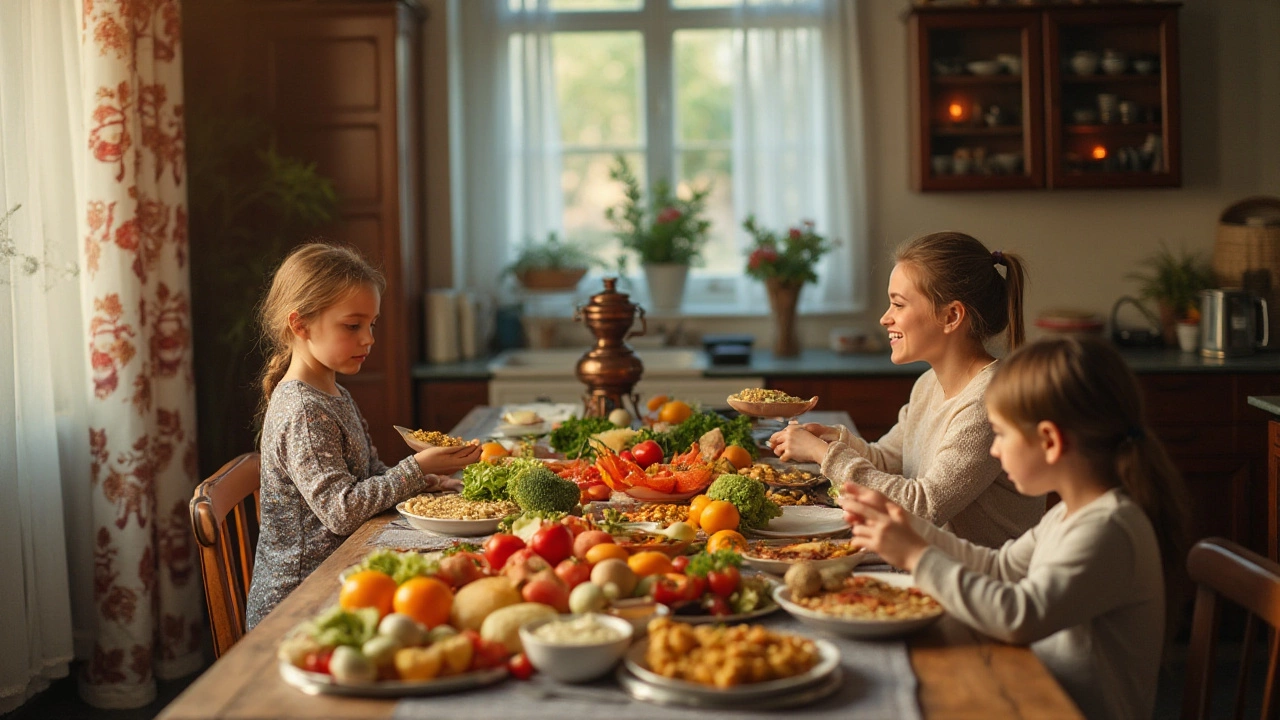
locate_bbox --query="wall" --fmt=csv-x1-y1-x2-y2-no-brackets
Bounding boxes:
421,0,1280,351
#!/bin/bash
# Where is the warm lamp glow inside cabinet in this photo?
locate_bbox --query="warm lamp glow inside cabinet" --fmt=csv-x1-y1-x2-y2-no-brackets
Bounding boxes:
909,2,1181,192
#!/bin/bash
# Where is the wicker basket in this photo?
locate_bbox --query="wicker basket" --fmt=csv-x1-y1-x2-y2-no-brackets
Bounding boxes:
516,267,587,291
1212,196,1280,349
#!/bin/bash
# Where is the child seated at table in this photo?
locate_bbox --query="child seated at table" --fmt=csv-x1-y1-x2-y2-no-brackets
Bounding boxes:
839,335,1189,720
245,242,479,629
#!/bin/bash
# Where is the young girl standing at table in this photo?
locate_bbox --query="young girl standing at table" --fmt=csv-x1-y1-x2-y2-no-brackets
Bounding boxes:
245,243,479,629
771,232,1043,547
841,336,1189,720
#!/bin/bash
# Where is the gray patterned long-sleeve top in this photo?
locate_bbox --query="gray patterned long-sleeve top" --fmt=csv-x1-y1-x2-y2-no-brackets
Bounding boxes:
245,380,445,629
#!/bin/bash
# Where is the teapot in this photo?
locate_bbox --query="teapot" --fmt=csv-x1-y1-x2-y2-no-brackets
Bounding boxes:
573,277,647,417
1199,288,1269,358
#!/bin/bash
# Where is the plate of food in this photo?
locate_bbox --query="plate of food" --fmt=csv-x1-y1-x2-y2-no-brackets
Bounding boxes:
393,426,478,452
280,661,507,697
741,539,870,576
623,486,704,503
493,408,549,437
773,571,945,639
748,506,849,539
725,390,819,420
738,459,826,488
396,495,518,537
622,619,839,700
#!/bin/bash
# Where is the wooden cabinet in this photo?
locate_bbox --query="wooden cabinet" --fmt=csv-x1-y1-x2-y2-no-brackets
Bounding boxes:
910,2,1180,191
417,381,491,438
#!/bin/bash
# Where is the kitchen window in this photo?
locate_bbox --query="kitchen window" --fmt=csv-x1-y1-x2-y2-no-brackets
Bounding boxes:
453,0,869,315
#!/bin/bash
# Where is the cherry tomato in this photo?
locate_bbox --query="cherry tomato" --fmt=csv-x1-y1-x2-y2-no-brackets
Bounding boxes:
670,556,690,574
484,533,526,573
302,648,333,675
530,524,574,566
652,573,698,606
630,440,664,469
464,630,510,670
702,595,732,616
554,558,593,589
707,567,741,598
508,652,535,680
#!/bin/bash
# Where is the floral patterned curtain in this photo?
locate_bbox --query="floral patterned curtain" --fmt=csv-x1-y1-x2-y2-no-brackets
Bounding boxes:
77,0,203,707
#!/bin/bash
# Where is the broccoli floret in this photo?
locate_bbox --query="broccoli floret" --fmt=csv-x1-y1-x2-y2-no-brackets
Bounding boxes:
707,474,781,530
507,465,580,514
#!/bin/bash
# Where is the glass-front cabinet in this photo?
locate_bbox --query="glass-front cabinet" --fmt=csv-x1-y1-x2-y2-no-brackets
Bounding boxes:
909,2,1181,192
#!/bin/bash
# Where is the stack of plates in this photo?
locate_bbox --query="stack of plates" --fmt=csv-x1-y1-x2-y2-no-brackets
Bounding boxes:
615,638,842,710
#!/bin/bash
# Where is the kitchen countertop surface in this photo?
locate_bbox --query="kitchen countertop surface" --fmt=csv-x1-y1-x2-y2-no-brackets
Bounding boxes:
1247,396,1280,416
414,347,1280,381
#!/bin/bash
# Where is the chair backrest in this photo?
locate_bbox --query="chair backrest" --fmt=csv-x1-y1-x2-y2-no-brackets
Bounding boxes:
1182,537,1280,720
190,453,261,658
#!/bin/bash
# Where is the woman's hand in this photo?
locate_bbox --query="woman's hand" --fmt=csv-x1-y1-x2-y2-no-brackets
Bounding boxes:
800,422,839,442
768,422,829,464
414,443,481,477
839,484,929,572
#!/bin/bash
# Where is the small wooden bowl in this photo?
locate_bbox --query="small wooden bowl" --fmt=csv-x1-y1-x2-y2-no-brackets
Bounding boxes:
726,396,819,419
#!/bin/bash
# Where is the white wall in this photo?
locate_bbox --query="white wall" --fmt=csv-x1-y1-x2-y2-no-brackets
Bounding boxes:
425,0,1280,351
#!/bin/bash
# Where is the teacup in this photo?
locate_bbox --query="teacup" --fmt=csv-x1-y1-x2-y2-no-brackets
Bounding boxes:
1070,50,1099,76
952,157,973,175
931,155,953,176
1132,57,1158,75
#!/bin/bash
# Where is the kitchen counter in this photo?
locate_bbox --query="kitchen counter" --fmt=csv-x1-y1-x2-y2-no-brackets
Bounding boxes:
1247,395,1280,416
414,347,1280,381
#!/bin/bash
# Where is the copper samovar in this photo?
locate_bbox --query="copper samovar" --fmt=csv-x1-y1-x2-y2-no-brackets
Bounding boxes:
573,277,647,418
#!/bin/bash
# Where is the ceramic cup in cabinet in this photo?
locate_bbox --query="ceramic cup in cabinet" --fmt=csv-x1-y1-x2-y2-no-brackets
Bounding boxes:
1070,51,1099,76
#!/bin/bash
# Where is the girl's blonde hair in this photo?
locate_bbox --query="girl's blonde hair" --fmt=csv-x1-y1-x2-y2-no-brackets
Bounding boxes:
895,232,1027,352
985,336,1190,623
255,242,386,423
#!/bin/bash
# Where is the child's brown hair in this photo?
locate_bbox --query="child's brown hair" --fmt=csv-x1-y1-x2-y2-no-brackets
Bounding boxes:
895,232,1027,352
985,335,1190,622
255,242,385,425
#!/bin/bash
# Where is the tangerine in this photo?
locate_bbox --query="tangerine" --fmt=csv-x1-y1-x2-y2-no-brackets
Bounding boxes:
585,543,630,564
720,445,753,471
658,400,694,425
645,395,669,413
392,576,454,628
699,500,740,534
687,494,714,530
338,570,398,617
706,529,748,554
627,551,674,577
480,442,509,463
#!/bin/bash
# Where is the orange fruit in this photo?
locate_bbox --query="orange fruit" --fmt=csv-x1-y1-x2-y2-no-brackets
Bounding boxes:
658,400,694,425
645,395,669,412
480,442,509,463
627,551,674,577
699,500,740,534
339,570,398,617
687,494,713,531
720,445,752,470
706,529,748,554
392,576,454,628
585,543,630,564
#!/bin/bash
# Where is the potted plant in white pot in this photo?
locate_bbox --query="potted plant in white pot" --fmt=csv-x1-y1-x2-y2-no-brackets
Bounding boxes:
605,155,711,315
504,231,598,291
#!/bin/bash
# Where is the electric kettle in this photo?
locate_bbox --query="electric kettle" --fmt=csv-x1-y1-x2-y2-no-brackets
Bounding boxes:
1199,288,1269,358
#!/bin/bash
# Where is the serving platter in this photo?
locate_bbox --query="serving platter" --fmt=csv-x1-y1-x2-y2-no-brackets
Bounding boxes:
395,500,504,537
279,661,507,697
616,663,843,710
740,539,871,576
668,601,781,625
621,636,840,702
748,506,849,539
773,572,945,640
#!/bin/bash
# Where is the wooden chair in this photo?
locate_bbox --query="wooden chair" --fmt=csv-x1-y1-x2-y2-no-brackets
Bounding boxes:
190,453,261,658
1183,537,1280,719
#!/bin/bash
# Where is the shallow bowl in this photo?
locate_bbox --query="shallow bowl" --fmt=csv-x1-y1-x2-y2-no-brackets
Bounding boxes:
965,60,1003,76
519,613,635,683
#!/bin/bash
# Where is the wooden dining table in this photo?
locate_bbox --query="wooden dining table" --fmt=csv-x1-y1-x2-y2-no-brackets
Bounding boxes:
158,407,1083,720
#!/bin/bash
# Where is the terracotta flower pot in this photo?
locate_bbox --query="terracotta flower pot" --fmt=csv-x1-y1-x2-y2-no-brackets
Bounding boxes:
766,278,804,357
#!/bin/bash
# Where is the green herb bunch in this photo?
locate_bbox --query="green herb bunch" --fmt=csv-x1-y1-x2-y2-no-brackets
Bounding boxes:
606,154,712,265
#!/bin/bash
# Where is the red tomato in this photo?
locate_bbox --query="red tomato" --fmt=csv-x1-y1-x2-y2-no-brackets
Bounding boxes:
530,524,574,565
508,652,535,680
688,574,708,599
619,450,636,464
463,629,509,670
586,483,612,501
522,575,570,612
707,567,740,598
670,556,690,574
631,440,663,468
651,573,697,606
702,595,732,616
484,534,525,573
554,558,593,589
302,648,333,675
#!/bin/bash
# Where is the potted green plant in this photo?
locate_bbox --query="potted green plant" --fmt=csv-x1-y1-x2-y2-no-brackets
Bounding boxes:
605,155,711,314
742,216,833,357
1126,242,1215,346
504,232,597,291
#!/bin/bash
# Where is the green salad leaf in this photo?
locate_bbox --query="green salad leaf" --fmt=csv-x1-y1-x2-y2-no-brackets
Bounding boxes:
308,606,379,647
461,457,543,501
637,411,757,460
548,416,617,459
351,548,438,585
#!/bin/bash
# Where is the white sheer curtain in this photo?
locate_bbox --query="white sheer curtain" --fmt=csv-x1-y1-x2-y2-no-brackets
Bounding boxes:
0,0,85,711
453,0,868,314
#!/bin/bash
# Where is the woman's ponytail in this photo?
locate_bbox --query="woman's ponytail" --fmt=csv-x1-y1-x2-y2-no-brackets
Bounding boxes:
999,252,1027,351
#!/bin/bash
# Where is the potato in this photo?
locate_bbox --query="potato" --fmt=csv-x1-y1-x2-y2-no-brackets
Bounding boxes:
480,602,558,654
449,576,522,631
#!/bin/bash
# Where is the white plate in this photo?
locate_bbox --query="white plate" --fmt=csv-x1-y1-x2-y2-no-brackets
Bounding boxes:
773,572,944,639
740,540,871,576
748,506,849,539
279,661,507,697
396,500,504,537
492,421,549,437
622,636,839,701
